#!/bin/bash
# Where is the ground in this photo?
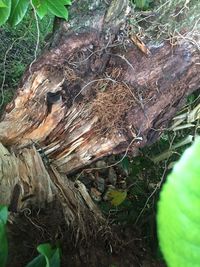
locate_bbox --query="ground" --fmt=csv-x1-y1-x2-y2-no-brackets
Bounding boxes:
1,4,199,267
7,203,165,267
6,154,167,267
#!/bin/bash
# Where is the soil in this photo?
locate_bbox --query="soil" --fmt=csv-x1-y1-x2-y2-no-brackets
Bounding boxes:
6,156,167,267
7,202,166,267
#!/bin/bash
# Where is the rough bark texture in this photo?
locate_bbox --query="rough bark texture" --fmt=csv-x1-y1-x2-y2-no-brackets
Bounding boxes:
0,0,200,233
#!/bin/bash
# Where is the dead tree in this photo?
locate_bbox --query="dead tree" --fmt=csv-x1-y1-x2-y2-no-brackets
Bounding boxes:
0,0,199,236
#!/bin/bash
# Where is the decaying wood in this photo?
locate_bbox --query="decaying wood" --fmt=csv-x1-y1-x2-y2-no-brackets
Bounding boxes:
0,0,199,234
0,143,105,239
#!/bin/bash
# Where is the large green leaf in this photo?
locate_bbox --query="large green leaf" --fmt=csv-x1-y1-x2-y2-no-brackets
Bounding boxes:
8,0,29,26
0,206,8,224
62,0,71,4
157,138,200,267
0,0,11,26
32,0,48,19
0,0,7,8
45,0,70,19
0,206,8,267
27,0,72,20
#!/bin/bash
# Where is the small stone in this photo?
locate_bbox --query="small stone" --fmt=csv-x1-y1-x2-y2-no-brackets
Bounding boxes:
119,179,127,189
95,160,107,169
96,176,105,193
103,185,115,201
89,44,94,50
108,167,117,186
90,187,102,202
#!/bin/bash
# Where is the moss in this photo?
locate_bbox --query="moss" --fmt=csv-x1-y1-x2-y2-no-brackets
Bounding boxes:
131,0,200,42
69,0,106,31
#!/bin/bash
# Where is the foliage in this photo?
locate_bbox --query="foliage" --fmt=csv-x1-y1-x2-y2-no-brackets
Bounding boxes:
107,189,127,206
0,0,11,26
133,0,153,10
0,206,8,267
0,0,71,27
157,138,200,267
0,10,53,113
97,152,166,264
99,154,163,230
99,129,199,262
26,243,61,267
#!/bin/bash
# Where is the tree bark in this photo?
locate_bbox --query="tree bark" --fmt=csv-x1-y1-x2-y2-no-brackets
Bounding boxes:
0,0,200,234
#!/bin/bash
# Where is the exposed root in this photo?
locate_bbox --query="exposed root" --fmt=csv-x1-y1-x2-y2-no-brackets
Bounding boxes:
46,164,108,244
63,66,78,82
91,79,137,135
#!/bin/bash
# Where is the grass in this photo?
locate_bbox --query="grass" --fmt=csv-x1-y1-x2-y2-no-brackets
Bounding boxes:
0,10,54,113
98,115,199,263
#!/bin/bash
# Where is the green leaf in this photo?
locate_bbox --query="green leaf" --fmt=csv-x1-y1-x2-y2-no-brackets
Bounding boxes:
25,254,46,267
49,247,61,267
0,206,8,267
38,243,60,267
0,0,7,8
26,243,60,267
0,224,8,267
0,206,8,225
108,189,127,206
121,157,131,175
0,0,11,26
62,0,72,4
32,0,48,19
37,243,54,263
134,0,151,9
157,138,200,267
8,0,29,26
45,0,69,19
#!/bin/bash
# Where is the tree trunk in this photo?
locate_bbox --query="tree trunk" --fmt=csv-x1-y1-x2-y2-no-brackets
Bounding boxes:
0,0,200,235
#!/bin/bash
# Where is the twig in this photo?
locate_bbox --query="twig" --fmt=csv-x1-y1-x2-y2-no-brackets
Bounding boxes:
134,161,168,225
134,132,178,225
29,0,40,75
